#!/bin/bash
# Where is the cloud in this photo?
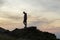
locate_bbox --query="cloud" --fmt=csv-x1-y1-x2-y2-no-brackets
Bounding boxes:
28,17,48,27
42,0,60,11
0,0,5,7
4,13,20,20
22,0,60,12
0,0,3,4
0,11,21,21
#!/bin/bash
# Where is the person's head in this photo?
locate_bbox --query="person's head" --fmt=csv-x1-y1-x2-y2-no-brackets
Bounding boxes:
23,11,26,14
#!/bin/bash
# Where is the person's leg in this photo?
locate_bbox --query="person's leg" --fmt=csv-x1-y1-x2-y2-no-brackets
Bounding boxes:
23,22,27,28
25,22,27,28
24,22,27,28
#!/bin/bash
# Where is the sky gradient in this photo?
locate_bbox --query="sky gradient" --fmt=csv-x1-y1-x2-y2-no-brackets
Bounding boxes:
0,0,60,38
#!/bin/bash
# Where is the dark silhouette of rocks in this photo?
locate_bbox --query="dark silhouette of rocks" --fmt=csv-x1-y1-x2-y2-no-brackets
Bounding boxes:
0,26,60,40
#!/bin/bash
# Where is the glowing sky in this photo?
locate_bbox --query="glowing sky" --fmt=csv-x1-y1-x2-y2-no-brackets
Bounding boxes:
0,0,60,38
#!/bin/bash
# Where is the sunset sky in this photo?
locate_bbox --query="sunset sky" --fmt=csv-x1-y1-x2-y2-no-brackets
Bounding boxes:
0,0,60,38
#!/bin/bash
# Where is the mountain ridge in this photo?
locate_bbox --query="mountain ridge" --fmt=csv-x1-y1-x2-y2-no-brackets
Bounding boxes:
0,26,60,40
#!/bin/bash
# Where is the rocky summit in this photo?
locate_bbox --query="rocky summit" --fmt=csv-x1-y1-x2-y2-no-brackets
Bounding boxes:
0,26,60,40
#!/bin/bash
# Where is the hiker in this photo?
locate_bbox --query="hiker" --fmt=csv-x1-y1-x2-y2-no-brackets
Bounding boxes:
23,11,27,28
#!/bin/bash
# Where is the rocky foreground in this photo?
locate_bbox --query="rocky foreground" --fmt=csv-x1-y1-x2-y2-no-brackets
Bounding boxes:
0,26,60,40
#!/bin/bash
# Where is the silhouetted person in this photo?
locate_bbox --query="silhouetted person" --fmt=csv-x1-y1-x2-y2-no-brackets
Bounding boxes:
23,11,27,28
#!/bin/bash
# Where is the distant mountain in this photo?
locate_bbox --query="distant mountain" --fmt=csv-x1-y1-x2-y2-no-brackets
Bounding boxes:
0,26,60,40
